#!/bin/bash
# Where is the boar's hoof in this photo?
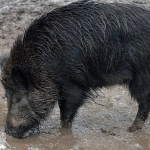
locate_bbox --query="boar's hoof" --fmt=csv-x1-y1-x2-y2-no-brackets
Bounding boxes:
128,120,144,132
128,125,142,132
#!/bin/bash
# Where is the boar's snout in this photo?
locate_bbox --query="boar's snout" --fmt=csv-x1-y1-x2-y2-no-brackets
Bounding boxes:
5,125,39,139
5,118,39,139
5,124,26,139
5,105,40,139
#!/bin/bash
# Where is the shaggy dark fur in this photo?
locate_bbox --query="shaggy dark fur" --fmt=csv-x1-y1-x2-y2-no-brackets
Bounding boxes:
2,0,150,138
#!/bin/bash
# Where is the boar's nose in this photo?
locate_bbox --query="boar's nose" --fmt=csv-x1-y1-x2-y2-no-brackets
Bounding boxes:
5,124,40,139
5,124,23,139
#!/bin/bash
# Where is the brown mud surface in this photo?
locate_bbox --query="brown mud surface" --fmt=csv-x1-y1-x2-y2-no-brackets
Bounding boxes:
0,0,150,149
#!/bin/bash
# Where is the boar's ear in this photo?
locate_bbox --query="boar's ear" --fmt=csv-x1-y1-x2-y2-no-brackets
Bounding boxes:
11,65,29,91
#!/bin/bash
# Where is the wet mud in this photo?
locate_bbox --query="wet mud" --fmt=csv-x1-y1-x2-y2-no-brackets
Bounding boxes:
0,0,150,149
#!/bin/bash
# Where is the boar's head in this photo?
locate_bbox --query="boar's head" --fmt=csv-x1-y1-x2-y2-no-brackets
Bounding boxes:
1,61,58,138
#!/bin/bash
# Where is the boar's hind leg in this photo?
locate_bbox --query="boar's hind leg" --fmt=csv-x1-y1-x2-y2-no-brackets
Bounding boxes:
58,84,87,129
128,101,150,132
128,76,150,132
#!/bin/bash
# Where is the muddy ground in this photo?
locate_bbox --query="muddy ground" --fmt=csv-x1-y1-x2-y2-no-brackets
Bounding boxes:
0,0,150,149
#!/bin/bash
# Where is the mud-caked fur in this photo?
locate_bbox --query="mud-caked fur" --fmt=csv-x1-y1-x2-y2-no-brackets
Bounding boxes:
2,0,150,138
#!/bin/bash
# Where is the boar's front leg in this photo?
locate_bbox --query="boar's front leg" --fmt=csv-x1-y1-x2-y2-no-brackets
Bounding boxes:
58,84,87,128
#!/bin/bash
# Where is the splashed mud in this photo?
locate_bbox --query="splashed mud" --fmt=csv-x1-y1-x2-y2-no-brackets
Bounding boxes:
0,0,150,149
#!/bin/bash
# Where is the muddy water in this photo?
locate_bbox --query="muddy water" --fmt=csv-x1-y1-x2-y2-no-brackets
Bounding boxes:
0,0,150,150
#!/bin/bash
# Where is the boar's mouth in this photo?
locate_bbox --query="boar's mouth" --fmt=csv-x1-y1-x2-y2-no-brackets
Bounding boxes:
5,121,40,139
